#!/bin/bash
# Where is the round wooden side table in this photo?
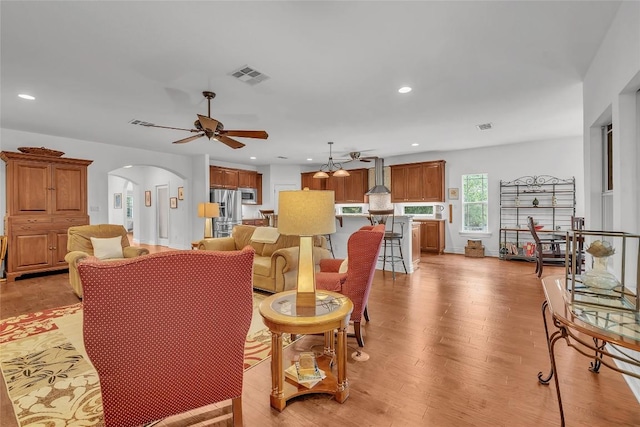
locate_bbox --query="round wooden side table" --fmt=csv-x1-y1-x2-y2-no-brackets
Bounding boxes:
259,290,353,411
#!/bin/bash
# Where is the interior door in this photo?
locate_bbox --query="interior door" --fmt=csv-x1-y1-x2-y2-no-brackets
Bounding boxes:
156,185,169,246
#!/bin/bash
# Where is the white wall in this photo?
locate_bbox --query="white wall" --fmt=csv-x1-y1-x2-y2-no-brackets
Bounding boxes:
582,1,640,400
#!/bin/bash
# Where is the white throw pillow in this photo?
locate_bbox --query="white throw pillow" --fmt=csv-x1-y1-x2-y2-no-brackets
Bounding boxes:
338,257,349,273
91,236,124,260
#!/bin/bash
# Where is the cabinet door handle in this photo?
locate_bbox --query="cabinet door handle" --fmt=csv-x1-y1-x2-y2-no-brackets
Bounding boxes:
20,226,31,230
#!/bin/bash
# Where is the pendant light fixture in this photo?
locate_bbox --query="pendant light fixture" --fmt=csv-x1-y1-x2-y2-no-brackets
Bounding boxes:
313,141,350,178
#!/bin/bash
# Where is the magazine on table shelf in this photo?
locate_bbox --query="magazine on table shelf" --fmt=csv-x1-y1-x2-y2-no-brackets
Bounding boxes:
285,352,326,388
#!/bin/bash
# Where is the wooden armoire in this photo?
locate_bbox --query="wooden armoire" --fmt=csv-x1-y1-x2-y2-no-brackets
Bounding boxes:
1,150,93,281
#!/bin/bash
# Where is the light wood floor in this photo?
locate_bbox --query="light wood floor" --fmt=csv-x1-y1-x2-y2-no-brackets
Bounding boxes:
1,247,639,426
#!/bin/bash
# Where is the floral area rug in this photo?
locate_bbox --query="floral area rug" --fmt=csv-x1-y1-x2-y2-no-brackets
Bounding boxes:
0,292,288,426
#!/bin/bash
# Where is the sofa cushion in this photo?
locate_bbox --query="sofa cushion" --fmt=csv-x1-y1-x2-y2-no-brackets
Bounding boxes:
253,256,272,277
91,236,124,260
250,227,280,244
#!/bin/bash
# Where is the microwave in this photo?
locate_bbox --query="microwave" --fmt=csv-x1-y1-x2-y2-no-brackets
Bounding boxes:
239,187,257,204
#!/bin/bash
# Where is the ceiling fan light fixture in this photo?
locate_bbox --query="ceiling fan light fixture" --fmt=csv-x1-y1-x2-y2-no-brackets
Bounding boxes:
332,169,350,177
313,171,330,179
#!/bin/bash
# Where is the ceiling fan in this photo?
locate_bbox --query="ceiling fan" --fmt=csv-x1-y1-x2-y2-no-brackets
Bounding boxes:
137,91,268,149
340,151,377,163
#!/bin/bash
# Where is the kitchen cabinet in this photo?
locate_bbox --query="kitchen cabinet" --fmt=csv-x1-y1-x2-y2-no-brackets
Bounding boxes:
210,166,239,189
1,151,92,281
256,173,263,205
301,169,368,203
343,169,368,203
391,160,445,202
417,219,445,254
301,172,326,191
411,223,421,269
238,170,257,188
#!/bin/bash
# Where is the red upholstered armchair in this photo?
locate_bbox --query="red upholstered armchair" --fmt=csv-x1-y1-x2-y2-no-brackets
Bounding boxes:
316,224,385,347
78,249,255,427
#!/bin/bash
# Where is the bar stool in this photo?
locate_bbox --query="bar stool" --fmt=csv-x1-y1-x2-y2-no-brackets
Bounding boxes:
371,210,407,280
324,233,335,258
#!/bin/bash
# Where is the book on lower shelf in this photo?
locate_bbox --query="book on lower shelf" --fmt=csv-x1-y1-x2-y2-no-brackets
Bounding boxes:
285,363,326,389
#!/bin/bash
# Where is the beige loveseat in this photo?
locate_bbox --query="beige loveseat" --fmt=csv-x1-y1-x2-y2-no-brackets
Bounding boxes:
65,224,149,298
198,224,331,293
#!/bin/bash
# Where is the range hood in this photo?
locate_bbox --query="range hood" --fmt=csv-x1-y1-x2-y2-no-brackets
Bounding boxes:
366,158,391,194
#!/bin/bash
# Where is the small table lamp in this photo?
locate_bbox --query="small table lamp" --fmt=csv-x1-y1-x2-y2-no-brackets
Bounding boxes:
198,202,220,239
278,189,336,311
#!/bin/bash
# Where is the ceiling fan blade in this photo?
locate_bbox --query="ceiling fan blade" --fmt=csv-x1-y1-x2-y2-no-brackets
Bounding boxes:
143,124,200,133
220,130,269,139
216,134,245,149
172,134,204,144
197,114,220,132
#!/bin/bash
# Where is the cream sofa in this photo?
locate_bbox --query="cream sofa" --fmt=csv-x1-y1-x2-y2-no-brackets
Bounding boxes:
198,224,331,293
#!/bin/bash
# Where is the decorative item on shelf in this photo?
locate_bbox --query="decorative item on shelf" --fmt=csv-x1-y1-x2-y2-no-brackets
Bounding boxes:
515,196,520,207
198,202,220,239
532,197,539,207
17,146,65,157
551,195,557,206
278,189,336,314
313,142,350,178
583,240,619,290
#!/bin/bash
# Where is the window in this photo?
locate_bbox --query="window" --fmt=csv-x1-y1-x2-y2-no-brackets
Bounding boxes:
403,205,434,215
341,206,362,214
462,173,488,232
605,123,613,191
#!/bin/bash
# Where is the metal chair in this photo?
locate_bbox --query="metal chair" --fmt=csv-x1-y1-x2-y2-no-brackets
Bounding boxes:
372,211,407,279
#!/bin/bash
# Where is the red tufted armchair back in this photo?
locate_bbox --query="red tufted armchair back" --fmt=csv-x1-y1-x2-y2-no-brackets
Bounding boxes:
79,248,255,427
316,225,384,346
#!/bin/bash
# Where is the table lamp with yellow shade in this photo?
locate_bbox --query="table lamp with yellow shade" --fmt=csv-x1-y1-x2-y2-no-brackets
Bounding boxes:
277,189,336,311
198,202,220,239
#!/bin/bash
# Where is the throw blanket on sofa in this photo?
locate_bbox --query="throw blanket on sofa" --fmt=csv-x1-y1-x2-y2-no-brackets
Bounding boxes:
251,226,280,244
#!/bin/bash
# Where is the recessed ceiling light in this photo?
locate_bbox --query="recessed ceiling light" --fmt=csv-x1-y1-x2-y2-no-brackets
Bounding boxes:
18,94,35,100
250,156,256,160
307,158,313,161
122,165,133,168
411,143,419,147
398,86,412,94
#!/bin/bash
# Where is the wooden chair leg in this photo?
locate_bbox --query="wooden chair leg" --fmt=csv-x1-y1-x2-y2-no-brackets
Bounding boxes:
232,396,243,427
354,321,364,347
363,306,369,322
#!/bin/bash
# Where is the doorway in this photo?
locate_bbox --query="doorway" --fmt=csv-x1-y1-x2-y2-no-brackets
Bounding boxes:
157,185,169,246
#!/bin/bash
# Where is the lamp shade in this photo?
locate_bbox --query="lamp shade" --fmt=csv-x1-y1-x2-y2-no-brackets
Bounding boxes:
313,171,329,179
332,168,350,177
198,202,220,218
277,190,336,236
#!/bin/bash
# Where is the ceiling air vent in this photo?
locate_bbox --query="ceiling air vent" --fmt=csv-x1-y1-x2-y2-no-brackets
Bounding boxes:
476,122,493,131
229,65,270,86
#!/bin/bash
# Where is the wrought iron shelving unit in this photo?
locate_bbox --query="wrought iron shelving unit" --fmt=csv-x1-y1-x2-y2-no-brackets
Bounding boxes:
499,175,575,261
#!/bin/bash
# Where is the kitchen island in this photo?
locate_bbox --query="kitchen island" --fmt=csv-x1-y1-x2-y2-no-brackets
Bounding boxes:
332,214,416,274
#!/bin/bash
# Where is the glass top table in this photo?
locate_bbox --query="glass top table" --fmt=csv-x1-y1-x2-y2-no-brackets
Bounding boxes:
538,275,639,426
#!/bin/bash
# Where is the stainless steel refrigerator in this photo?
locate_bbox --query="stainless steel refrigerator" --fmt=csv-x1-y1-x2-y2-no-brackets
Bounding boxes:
210,189,243,237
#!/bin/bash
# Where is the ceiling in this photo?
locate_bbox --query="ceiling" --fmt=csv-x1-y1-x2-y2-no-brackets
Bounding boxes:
0,1,620,167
